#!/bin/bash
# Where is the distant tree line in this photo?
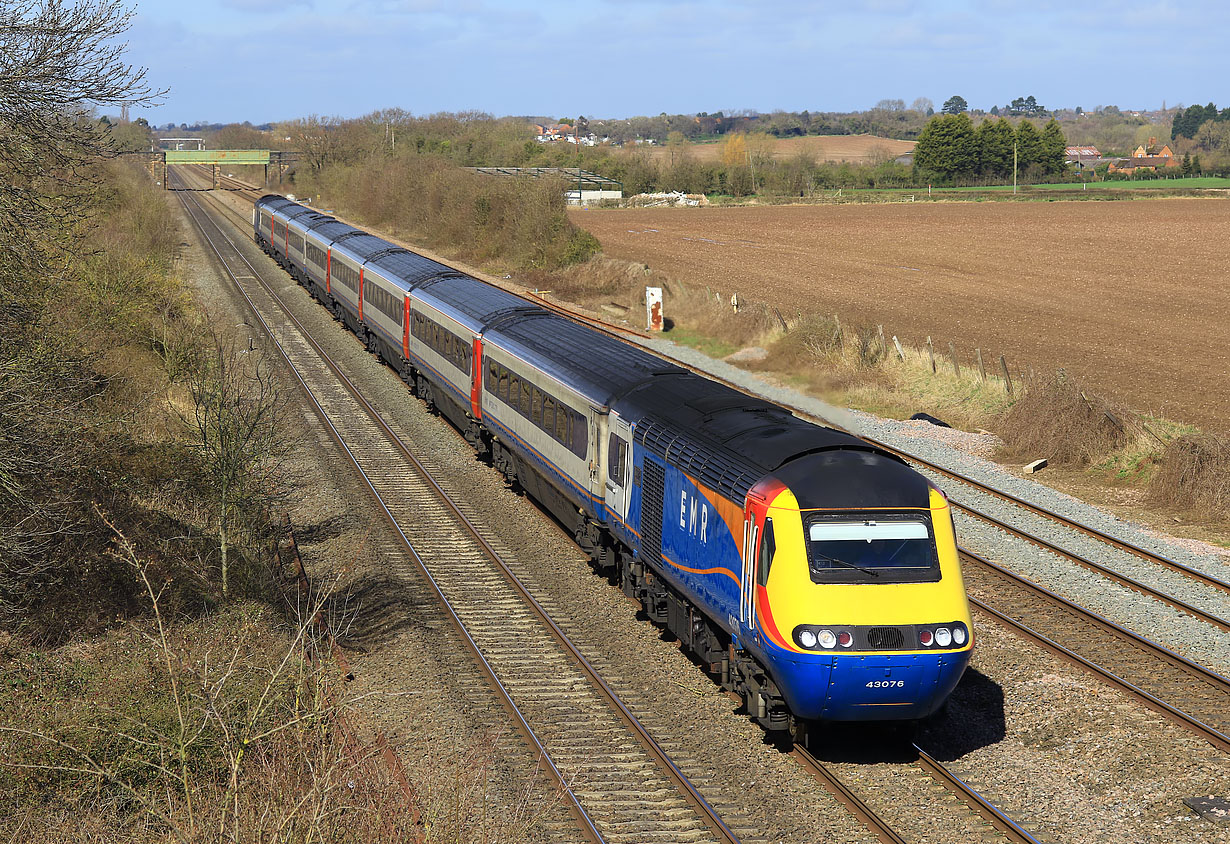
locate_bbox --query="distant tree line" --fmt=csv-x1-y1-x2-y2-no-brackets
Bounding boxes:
912,114,1067,184
1171,103,1230,139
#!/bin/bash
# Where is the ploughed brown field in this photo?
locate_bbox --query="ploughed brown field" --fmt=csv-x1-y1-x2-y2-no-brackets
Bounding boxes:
573,199,1230,432
646,134,915,164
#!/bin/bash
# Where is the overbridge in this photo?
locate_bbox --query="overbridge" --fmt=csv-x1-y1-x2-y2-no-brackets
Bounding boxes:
141,149,300,188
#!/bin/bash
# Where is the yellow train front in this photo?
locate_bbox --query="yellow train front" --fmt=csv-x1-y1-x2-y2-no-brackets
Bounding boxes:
631,407,975,729
743,455,973,723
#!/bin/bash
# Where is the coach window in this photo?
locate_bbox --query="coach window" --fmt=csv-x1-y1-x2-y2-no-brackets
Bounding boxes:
757,519,776,587
541,396,556,435
519,381,532,417
531,388,543,426
570,410,588,459
556,405,570,447
498,367,510,402
608,434,627,486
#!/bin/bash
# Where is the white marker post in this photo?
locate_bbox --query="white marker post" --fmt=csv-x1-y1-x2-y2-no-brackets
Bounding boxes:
646,286,663,332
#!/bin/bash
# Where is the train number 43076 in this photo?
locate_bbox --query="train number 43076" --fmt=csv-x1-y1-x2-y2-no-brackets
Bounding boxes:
865,680,904,689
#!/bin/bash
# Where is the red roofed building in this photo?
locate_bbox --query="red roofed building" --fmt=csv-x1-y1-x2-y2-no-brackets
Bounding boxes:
1108,137,1180,174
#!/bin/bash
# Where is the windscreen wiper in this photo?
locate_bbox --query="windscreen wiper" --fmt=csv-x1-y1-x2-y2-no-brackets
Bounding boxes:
812,551,880,577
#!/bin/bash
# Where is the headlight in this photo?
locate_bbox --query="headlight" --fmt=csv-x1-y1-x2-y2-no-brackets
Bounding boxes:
935,627,952,647
817,629,837,649
799,629,818,648
952,624,967,646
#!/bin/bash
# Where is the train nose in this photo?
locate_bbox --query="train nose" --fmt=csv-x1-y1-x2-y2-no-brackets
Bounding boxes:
818,652,971,721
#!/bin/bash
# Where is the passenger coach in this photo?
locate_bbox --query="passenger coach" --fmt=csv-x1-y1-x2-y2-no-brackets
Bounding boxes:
253,194,974,737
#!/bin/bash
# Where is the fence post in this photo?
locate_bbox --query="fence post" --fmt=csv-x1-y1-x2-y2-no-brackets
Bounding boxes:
833,315,843,349
999,354,1013,395
893,335,905,361
877,325,886,357
926,337,936,373
948,341,960,376
976,348,987,382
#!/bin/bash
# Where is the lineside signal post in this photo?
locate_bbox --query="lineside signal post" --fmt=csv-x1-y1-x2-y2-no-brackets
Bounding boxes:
646,287,663,331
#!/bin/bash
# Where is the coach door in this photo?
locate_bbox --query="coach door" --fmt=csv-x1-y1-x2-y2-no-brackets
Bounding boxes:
739,499,760,636
604,413,633,526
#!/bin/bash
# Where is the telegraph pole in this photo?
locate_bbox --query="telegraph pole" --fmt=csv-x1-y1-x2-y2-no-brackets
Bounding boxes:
1013,140,1018,195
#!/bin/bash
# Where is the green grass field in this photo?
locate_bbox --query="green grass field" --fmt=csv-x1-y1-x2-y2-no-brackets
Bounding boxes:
947,176,1230,191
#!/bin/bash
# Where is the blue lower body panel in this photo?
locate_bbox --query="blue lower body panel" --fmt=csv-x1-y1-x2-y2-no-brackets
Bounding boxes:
768,649,972,722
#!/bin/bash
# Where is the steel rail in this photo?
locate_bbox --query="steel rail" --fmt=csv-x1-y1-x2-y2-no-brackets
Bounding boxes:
912,745,1042,844
192,171,1230,612
961,548,1230,754
791,745,909,844
182,166,1144,844
885,443,1230,596
171,173,606,843
174,175,743,844
953,500,1230,632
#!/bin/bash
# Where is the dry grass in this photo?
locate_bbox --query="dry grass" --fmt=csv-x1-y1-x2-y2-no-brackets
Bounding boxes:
999,371,1141,466
296,156,599,272
1148,433,1230,521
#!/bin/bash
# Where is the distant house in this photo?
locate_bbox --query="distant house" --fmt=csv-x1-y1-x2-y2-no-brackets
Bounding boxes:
1107,137,1180,174
532,123,584,143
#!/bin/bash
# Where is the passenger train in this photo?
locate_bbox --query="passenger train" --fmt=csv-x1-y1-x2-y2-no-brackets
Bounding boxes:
254,194,974,736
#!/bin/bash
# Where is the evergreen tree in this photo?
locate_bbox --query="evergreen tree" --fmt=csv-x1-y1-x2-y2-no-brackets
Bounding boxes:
913,113,978,182
1039,119,1068,175
977,118,1015,178
1015,120,1042,170
941,95,968,115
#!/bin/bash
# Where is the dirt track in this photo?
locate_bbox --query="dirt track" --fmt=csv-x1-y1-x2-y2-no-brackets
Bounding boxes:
574,199,1230,432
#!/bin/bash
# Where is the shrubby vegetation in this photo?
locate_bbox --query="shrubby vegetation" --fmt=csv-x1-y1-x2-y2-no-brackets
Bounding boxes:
0,5,425,839
293,150,600,271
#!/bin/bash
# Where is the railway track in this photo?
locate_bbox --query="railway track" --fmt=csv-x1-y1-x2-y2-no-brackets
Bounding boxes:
172,168,1230,841
962,549,1230,753
169,166,1060,844
200,170,1230,626
169,169,744,844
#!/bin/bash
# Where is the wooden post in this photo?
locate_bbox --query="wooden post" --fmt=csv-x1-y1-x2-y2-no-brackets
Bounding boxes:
833,315,843,349
999,354,1013,395
976,348,987,382
926,337,936,373
892,335,905,361
775,308,789,331
948,341,960,376
877,324,886,357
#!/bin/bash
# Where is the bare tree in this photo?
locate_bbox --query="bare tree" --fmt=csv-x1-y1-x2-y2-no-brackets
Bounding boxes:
185,332,292,597
0,0,164,269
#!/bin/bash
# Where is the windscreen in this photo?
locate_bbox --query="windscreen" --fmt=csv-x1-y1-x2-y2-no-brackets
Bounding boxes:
805,517,940,583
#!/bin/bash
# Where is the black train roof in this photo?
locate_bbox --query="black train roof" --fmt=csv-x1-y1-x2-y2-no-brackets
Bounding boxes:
618,373,926,507
302,219,358,242
484,312,684,405
257,195,297,212
415,275,540,325
372,252,471,289
330,232,394,262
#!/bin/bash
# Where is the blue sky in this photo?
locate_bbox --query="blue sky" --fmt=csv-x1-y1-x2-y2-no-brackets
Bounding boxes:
128,0,1227,125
